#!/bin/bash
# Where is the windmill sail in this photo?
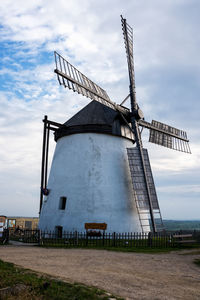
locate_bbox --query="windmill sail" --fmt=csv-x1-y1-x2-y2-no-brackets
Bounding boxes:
54,51,128,115
139,119,191,153
127,147,163,232
149,120,191,153
121,15,136,110
121,15,159,233
127,148,159,210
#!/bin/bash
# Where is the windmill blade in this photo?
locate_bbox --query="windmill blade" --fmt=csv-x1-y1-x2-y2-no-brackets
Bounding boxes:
127,147,164,232
121,16,159,233
121,15,137,110
54,51,128,115
139,119,191,154
127,148,159,210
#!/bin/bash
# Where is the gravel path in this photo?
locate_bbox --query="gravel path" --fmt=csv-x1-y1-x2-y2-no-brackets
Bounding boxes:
0,246,200,299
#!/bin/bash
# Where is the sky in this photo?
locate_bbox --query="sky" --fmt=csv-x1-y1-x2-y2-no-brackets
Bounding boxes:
0,0,199,220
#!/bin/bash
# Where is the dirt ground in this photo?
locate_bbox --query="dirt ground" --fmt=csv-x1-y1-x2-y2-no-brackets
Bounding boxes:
0,246,200,300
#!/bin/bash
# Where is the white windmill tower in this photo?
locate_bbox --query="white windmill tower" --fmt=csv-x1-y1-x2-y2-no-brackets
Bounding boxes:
38,16,191,234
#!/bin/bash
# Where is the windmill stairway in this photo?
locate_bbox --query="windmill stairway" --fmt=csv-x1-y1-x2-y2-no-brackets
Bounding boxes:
127,147,164,233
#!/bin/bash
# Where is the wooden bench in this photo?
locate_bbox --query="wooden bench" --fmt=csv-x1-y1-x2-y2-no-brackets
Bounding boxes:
173,234,196,244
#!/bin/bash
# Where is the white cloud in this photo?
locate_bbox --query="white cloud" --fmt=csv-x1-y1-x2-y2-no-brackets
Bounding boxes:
0,0,199,218
157,184,200,194
146,141,199,174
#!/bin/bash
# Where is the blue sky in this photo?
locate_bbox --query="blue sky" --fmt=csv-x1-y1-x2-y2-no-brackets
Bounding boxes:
0,0,199,219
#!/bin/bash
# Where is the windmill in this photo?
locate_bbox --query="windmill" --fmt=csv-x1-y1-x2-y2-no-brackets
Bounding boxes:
39,16,191,234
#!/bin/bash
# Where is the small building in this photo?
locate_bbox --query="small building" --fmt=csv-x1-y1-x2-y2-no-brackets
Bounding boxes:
7,217,39,230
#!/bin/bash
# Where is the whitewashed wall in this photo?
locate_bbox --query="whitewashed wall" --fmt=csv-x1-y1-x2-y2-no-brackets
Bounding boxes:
39,133,150,233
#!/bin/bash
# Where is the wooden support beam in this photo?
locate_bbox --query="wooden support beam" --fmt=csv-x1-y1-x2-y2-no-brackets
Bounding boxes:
39,115,47,214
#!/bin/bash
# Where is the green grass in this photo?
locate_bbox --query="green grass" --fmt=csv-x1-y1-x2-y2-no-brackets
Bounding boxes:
194,259,200,267
175,243,200,250
0,259,123,299
93,246,179,253
37,235,176,250
38,243,179,253
180,250,200,256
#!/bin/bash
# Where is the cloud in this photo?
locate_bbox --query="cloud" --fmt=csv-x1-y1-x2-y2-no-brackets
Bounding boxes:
157,184,200,194
0,0,199,219
148,143,199,173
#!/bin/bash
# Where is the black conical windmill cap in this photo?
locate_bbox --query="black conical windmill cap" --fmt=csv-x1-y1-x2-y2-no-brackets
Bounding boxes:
55,100,134,141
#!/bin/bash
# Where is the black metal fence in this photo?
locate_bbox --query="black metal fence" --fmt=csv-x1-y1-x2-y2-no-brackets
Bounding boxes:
8,229,200,248
0,229,9,244
6,230,177,248
40,231,175,248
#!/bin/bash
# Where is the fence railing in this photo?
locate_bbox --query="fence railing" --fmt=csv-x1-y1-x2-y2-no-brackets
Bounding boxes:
0,229,9,244
8,229,200,248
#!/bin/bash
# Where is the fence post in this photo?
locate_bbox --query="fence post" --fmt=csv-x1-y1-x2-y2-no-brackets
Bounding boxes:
86,231,88,246
148,231,152,247
113,232,116,247
6,229,9,243
38,230,43,245
2,229,9,244
75,231,78,246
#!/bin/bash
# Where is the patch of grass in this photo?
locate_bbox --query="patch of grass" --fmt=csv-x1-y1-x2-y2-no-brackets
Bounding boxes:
0,259,123,299
94,246,179,253
193,259,200,267
38,244,179,254
179,250,200,255
179,243,200,248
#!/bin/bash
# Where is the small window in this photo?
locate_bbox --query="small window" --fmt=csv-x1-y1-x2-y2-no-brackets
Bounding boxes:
25,221,32,229
55,226,63,238
59,197,67,210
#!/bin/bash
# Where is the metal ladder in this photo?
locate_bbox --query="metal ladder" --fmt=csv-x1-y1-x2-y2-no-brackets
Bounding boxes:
127,147,164,233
